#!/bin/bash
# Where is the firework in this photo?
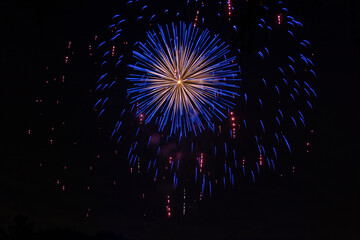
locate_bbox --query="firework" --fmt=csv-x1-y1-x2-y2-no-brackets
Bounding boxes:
127,22,240,136
32,0,317,217
96,0,316,181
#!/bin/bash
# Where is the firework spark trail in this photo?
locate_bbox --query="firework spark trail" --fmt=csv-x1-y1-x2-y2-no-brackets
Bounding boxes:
127,22,241,137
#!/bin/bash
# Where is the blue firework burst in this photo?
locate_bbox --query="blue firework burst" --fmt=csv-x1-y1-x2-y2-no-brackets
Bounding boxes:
127,22,241,137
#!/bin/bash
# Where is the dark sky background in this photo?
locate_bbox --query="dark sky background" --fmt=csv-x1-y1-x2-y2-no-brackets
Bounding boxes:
1,0,359,239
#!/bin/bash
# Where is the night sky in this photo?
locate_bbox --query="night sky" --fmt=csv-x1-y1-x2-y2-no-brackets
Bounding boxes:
1,0,359,239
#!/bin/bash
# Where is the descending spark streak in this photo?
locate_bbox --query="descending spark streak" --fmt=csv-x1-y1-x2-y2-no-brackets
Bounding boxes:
127,22,241,136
